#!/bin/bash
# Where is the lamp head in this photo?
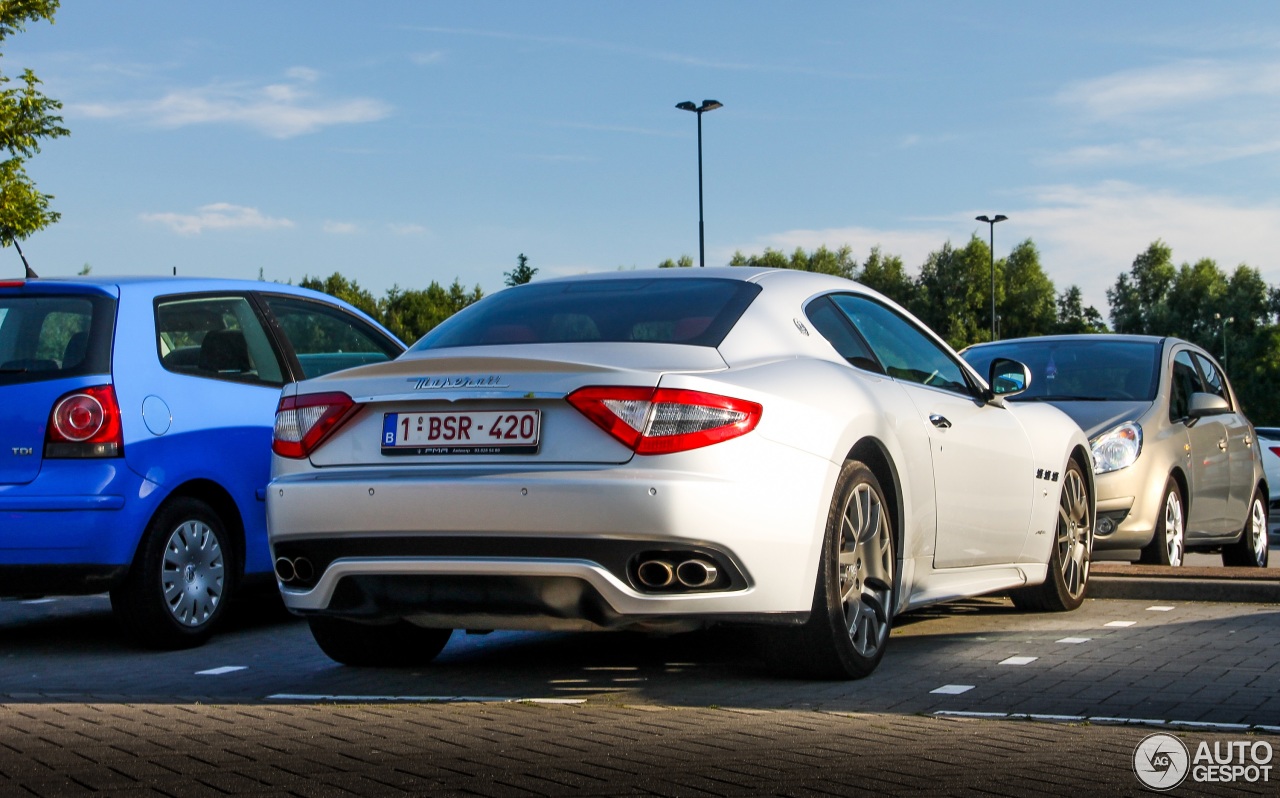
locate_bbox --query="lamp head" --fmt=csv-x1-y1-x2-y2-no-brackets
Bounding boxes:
699,100,723,112
676,101,697,112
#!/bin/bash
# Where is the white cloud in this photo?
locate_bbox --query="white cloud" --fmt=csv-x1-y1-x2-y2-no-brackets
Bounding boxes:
1057,59,1280,119
70,68,391,138
410,51,445,65
726,182,1280,315
323,221,361,235
140,203,294,235
387,223,427,235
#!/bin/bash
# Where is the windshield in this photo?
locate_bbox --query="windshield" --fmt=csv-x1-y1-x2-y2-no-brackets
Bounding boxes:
413,278,761,350
963,339,1160,402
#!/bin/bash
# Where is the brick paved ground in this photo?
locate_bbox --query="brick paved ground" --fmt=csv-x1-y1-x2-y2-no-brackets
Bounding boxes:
0,594,1276,795
1,702,1275,797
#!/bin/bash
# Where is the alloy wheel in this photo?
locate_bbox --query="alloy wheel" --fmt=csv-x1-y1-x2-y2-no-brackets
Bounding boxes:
1057,466,1091,598
837,481,894,658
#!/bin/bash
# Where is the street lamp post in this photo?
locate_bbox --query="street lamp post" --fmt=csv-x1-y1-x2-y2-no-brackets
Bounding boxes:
976,214,1007,340
1215,313,1234,369
676,100,723,267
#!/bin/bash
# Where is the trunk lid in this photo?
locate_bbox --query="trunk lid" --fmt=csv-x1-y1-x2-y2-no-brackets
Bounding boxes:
303,344,728,467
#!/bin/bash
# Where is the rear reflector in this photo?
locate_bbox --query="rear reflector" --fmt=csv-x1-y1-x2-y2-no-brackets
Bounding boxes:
45,385,123,458
567,386,761,455
273,392,358,458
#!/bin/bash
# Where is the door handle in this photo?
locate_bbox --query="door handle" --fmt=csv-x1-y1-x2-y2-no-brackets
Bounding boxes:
1218,438,1228,451
929,414,952,429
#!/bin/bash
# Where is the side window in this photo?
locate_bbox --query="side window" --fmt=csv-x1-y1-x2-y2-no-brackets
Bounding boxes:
1192,353,1231,406
1169,350,1202,421
828,293,971,394
259,295,402,379
804,295,883,373
155,295,285,386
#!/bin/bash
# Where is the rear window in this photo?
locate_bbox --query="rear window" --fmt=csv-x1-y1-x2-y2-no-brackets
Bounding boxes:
412,278,761,350
0,294,115,386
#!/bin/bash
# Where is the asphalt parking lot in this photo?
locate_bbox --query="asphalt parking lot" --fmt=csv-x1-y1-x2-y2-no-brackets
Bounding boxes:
1,571,1278,797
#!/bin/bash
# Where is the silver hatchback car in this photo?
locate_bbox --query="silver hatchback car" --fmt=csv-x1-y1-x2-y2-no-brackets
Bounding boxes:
964,334,1268,568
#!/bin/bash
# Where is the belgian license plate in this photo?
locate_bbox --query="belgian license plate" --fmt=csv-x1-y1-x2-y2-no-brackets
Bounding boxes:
382,410,540,455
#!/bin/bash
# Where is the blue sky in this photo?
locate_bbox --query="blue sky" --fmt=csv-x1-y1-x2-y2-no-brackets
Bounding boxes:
8,1,1280,313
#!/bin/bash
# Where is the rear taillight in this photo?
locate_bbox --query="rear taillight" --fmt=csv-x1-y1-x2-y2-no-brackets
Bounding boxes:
1269,446,1280,459
273,391,358,458
567,386,762,455
45,385,123,458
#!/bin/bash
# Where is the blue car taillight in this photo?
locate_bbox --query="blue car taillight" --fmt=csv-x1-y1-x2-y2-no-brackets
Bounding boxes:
44,384,124,458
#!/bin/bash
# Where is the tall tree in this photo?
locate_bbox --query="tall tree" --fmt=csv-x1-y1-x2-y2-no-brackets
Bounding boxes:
504,253,537,286
1108,240,1175,334
912,237,990,349
855,246,915,307
299,273,379,319
1053,286,1107,334
0,0,68,273
999,239,1057,339
380,278,483,344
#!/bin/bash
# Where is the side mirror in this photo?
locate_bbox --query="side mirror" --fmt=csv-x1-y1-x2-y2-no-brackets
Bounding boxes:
988,357,1030,397
1188,391,1230,418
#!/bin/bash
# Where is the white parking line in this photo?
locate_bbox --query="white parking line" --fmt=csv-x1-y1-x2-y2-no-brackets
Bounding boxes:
1104,620,1136,627
935,711,1272,733
1056,637,1090,644
195,666,246,675
999,656,1038,666
266,693,585,704
1146,605,1175,612
930,684,975,695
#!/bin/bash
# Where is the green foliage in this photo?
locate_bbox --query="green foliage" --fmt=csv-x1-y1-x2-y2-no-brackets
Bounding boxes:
658,255,694,268
729,245,857,279
380,278,483,344
911,237,990,349
505,253,537,286
0,2,67,255
856,247,915,307
1000,240,1057,338
299,273,379,319
1054,286,1107,334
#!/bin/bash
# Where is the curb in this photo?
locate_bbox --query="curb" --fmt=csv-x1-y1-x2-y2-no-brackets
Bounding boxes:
1086,563,1280,603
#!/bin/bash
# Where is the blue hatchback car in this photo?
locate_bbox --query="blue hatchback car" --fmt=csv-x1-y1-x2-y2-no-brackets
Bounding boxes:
0,276,404,648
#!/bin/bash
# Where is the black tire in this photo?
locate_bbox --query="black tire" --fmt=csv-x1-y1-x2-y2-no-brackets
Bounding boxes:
1222,488,1269,567
308,617,452,666
1011,459,1092,612
764,460,895,680
110,497,234,650
1139,478,1185,567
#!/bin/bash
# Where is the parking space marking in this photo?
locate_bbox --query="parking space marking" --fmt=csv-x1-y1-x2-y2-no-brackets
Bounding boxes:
930,685,975,695
1146,605,1175,612
266,693,584,704
1104,620,1136,627
934,711,1273,733
999,656,1038,666
195,666,247,675
1056,637,1090,644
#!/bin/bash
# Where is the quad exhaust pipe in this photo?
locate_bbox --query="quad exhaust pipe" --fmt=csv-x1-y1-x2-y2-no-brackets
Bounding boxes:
274,556,314,585
635,557,719,590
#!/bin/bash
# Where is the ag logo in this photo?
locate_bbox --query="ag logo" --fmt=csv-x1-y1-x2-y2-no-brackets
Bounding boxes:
1134,733,1190,790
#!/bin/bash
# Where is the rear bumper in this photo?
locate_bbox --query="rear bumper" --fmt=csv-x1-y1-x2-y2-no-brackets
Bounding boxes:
0,461,152,584
267,447,836,628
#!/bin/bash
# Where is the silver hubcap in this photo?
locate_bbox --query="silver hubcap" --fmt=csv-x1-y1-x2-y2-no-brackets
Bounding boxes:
838,481,893,658
161,519,225,627
1058,467,1091,598
1249,497,1267,563
1163,490,1185,566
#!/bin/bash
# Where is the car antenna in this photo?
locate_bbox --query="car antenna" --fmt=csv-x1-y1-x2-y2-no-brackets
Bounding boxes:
12,239,37,278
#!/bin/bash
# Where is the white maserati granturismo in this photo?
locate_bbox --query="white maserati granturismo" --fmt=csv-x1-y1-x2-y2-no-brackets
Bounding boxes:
266,268,1094,679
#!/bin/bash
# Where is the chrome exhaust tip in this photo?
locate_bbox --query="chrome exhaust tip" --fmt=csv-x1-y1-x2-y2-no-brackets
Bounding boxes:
636,559,676,588
676,559,719,588
273,557,296,583
291,557,314,582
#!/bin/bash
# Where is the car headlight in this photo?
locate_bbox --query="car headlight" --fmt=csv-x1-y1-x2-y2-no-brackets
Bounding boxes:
1091,421,1142,474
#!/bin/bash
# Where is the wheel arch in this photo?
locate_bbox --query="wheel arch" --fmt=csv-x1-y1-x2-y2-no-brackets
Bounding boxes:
140,479,247,581
846,436,905,574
